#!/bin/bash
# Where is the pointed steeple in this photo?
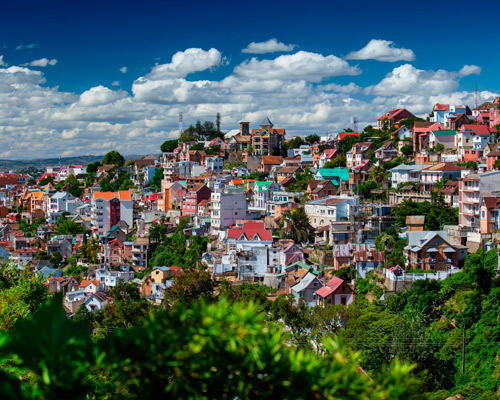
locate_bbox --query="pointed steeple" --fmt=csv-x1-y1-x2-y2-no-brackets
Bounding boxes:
260,117,274,129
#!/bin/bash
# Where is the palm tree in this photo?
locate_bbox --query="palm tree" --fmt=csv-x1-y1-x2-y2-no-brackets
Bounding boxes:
371,165,386,184
280,207,313,244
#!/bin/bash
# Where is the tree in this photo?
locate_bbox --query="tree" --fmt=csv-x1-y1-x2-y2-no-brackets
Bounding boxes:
86,161,101,174
216,112,221,132
164,268,216,305
371,165,386,184
434,143,445,153
38,176,54,186
401,144,413,156
189,143,205,151
305,134,320,144
65,175,83,198
150,167,164,190
79,238,99,263
160,139,179,153
323,154,347,168
149,222,168,241
102,151,125,167
280,207,314,243
494,159,500,170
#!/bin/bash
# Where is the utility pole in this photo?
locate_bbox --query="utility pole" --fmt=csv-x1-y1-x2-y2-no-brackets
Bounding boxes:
461,321,466,374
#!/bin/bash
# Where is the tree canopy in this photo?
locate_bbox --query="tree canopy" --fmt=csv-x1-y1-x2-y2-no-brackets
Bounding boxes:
102,150,125,167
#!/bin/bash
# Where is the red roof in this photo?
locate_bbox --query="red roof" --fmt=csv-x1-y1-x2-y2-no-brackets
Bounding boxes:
147,193,162,201
434,104,450,111
227,221,273,241
337,132,359,141
460,124,494,136
322,148,339,158
315,277,344,298
413,122,446,133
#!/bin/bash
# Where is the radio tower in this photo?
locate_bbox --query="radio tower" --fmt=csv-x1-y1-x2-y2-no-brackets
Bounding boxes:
474,84,478,110
352,116,358,132
178,112,183,139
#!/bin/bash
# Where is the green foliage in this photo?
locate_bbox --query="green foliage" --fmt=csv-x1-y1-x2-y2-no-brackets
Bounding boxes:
164,268,216,305
102,150,125,167
38,176,54,186
189,143,205,151
342,304,399,371
323,154,346,168
243,170,269,180
149,233,208,269
148,221,168,241
284,136,305,150
279,207,314,243
79,238,99,263
64,175,83,198
392,198,458,230
401,144,413,156
371,165,386,184
0,267,48,331
55,217,83,236
305,134,320,144
285,166,313,191
160,139,179,153
18,217,46,237
86,161,101,174
99,169,133,192
149,167,163,190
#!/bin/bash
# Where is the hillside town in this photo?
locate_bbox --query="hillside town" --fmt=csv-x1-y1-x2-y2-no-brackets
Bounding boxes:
2,96,500,399
0,99,499,312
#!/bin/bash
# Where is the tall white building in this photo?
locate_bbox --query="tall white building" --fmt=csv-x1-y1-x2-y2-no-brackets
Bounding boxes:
210,188,248,233
91,190,133,237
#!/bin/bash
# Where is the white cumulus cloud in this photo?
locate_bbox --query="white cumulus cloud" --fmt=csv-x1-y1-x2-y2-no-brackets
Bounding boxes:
119,66,127,73
346,39,415,62
0,56,6,67
234,51,361,82
79,85,128,107
144,48,223,80
242,38,297,54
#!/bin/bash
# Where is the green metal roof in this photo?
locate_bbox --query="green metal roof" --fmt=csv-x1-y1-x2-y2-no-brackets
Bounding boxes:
317,168,349,182
255,181,272,187
432,130,457,135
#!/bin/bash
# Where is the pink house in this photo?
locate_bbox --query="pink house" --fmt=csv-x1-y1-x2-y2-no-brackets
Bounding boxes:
314,277,355,306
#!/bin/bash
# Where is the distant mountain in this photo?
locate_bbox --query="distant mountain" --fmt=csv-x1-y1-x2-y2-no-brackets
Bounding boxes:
0,154,150,171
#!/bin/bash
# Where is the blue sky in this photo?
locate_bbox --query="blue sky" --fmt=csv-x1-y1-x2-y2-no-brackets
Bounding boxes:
0,0,499,158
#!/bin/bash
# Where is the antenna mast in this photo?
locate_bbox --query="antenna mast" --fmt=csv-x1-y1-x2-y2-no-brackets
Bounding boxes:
179,112,183,139
474,84,478,110
351,116,358,132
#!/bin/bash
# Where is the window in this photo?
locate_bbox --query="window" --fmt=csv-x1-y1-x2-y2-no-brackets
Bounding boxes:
341,296,347,306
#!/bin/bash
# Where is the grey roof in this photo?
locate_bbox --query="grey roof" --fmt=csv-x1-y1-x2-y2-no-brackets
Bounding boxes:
291,271,321,293
261,117,274,127
51,191,73,199
389,164,426,173
407,231,448,251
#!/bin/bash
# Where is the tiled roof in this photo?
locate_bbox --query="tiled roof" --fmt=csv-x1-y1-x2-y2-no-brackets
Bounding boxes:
93,190,132,201
315,277,344,298
227,220,272,241
423,162,465,172
261,156,283,165
460,124,495,136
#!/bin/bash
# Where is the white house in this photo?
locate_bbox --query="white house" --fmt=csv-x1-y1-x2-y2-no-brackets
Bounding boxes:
205,156,224,173
305,196,358,228
388,164,426,189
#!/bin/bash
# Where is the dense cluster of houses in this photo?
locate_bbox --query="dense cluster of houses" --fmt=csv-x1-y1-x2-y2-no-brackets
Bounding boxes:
2,99,500,314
